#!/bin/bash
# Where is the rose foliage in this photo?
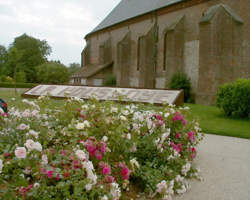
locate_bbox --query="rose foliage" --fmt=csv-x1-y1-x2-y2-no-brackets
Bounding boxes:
0,95,204,200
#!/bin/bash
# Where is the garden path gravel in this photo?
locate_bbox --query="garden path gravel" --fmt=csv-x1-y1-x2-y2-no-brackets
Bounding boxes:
175,134,250,200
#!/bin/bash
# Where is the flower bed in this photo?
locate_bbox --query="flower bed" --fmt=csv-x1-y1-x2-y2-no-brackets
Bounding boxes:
0,96,204,200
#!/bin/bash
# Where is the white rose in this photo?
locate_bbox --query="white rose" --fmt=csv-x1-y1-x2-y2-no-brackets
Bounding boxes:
33,142,42,152
15,147,27,159
17,123,29,130
82,160,94,171
101,195,108,200
28,130,39,138
76,123,85,130
0,159,3,173
75,150,88,161
34,183,40,188
164,113,170,118
120,115,127,121
126,133,131,140
24,139,35,151
83,120,90,128
111,107,118,113
41,155,48,165
122,110,129,116
87,171,97,184
102,136,108,142
85,183,92,191
81,105,88,110
161,130,170,143
130,158,140,169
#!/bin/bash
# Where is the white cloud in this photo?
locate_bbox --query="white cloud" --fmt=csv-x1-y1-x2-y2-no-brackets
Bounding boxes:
0,0,120,66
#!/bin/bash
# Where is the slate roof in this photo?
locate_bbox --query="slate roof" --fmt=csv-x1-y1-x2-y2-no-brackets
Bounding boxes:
88,0,183,35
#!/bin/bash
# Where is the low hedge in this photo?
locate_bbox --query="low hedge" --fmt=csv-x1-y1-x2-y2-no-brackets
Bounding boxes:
216,78,250,118
0,82,37,88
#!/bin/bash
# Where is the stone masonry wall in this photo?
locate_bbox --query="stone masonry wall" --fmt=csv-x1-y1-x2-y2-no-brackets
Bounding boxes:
82,0,250,105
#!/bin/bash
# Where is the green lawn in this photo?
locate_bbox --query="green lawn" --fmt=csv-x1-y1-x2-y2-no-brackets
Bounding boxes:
185,103,250,139
1,89,249,139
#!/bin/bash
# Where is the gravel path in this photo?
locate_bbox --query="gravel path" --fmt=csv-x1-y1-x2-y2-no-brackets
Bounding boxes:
175,134,250,200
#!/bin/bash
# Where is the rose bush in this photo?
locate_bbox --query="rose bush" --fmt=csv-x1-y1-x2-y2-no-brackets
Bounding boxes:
0,95,204,200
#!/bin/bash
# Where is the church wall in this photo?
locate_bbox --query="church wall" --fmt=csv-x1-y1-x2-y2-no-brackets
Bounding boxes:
83,0,250,104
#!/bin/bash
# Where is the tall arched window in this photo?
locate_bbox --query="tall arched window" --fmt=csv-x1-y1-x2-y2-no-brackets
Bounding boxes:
163,33,167,71
137,36,143,71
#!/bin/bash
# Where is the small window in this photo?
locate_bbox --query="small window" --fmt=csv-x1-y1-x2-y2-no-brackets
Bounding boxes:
93,79,103,86
81,79,87,85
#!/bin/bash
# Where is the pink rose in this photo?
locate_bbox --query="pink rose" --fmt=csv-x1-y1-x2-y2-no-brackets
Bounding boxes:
191,153,196,159
102,166,111,175
105,175,115,183
63,172,70,178
15,147,27,159
81,114,85,119
172,112,187,126
86,144,96,156
72,160,82,169
188,131,195,143
27,184,33,190
121,167,130,180
100,142,106,154
96,152,102,160
175,133,181,139
56,174,61,181
19,186,27,196
170,142,183,153
47,170,54,178
41,168,47,175
156,115,163,121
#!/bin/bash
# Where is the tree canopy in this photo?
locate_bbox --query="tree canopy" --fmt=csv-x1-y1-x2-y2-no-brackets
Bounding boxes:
68,62,81,76
0,34,80,85
36,62,69,84
0,45,8,75
9,34,52,82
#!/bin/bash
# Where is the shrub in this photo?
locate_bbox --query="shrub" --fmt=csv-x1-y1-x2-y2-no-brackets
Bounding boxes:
0,75,14,83
0,95,204,199
168,73,191,102
216,78,250,118
104,74,116,86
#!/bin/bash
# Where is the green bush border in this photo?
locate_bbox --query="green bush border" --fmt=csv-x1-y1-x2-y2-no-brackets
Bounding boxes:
216,78,250,118
0,82,37,88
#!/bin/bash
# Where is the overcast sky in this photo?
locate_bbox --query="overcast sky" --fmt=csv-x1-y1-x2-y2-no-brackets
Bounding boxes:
0,0,120,66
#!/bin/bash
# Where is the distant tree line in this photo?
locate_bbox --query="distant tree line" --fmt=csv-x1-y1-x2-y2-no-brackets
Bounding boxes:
0,34,81,84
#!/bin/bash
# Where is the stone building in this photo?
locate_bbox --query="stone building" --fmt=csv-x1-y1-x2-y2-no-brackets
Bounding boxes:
70,0,250,105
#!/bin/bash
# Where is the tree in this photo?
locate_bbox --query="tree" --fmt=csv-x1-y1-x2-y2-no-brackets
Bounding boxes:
36,62,69,84
16,71,27,83
10,33,52,82
68,63,81,76
8,47,23,94
0,45,8,75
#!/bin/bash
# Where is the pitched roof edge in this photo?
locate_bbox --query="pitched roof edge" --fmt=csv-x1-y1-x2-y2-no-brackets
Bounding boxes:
85,0,183,39
71,62,114,78
200,4,244,24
